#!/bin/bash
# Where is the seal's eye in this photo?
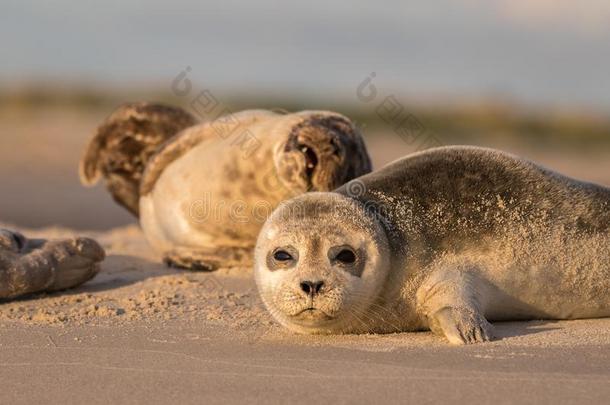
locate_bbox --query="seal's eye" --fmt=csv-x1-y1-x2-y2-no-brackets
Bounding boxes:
273,250,293,262
335,249,356,264
267,246,298,270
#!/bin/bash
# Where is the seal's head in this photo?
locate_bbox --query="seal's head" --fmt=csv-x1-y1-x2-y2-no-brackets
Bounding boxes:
254,192,390,334
273,112,371,194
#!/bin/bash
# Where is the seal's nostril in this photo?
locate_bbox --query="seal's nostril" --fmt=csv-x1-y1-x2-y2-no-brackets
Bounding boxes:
300,281,311,294
300,280,324,296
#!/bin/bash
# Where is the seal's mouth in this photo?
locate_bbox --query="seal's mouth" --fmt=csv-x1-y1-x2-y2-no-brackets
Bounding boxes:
295,306,316,315
298,143,318,180
293,307,333,321
279,129,343,192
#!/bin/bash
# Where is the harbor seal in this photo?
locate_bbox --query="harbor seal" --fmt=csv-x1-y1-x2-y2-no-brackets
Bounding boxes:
0,229,104,299
80,103,371,270
254,146,610,344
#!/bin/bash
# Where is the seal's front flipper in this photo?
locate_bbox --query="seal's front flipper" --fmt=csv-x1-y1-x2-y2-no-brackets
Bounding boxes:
428,307,494,345
163,246,253,271
416,265,495,345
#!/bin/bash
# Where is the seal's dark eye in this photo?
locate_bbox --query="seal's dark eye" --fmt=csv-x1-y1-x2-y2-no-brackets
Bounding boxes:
335,249,356,264
273,250,293,262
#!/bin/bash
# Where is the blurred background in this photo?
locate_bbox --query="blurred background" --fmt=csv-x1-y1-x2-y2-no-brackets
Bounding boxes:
1,0,609,230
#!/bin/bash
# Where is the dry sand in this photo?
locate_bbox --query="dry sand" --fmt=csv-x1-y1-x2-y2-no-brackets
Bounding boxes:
1,225,609,405
0,108,609,404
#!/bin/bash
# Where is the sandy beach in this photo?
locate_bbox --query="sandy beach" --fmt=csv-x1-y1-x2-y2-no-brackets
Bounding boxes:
0,224,609,404
4,0,610,402
0,108,609,404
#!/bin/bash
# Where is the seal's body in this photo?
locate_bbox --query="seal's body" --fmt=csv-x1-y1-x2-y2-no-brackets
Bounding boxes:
254,146,610,344
81,104,371,269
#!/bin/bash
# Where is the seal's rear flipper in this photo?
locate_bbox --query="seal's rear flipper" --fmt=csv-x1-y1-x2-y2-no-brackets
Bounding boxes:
0,232,105,299
79,102,197,216
47,237,105,291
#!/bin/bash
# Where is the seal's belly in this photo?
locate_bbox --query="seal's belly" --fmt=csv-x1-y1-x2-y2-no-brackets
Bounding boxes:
141,138,284,250
145,164,260,248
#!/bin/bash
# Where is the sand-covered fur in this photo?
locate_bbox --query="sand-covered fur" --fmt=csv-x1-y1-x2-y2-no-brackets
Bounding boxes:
254,146,610,344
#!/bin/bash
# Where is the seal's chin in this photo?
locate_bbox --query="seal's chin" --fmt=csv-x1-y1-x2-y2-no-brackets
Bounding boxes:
279,307,344,334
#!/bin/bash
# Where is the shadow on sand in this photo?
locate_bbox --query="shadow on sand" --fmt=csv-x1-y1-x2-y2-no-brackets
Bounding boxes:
0,254,191,303
76,254,189,293
493,320,562,340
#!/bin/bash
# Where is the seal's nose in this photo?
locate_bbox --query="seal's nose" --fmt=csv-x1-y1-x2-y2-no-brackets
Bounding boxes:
300,280,324,296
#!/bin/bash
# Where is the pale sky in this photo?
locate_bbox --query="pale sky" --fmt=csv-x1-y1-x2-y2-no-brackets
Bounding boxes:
2,0,610,109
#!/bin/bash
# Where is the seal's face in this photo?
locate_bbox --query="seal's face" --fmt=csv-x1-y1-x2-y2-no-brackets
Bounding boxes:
273,113,371,194
254,193,390,334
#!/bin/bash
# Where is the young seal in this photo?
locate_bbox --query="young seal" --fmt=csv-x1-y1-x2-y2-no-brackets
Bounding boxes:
80,103,371,270
254,146,610,344
0,229,104,299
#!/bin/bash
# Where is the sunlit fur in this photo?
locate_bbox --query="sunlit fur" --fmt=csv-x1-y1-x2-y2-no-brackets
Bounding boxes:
273,112,371,193
134,109,371,269
254,193,390,334
255,146,610,344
